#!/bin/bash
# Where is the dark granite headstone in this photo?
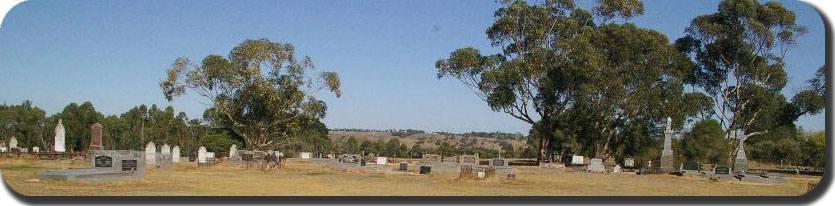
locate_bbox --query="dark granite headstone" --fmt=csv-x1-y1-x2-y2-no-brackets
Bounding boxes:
122,160,137,171
492,159,506,167
507,173,516,180
399,162,408,171
715,167,730,174
682,161,700,171
419,166,431,174
95,156,112,167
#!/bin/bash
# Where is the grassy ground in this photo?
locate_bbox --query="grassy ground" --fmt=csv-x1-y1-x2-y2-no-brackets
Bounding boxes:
0,157,820,196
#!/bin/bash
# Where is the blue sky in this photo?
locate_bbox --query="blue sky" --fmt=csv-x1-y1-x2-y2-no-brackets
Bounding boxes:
0,0,825,134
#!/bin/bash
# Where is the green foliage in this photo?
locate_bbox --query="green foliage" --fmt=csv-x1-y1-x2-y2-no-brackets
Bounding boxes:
679,0,808,163
200,130,238,157
682,119,728,163
51,102,103,151
0,101,48,149
161,39,341,150
345,136,359,154
438,0,706,161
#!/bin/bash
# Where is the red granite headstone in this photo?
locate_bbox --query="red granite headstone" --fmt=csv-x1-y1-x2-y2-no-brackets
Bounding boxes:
89,123,103,151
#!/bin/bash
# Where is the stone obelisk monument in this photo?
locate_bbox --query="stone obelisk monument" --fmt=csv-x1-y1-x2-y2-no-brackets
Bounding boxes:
54,119,66,152
733,133,748,173
659,117,675,173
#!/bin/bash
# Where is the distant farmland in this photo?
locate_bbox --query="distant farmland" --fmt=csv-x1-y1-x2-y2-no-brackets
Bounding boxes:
327,131,528,151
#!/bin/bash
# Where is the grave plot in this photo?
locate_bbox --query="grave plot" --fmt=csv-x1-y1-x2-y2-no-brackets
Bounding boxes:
37,150,146,183
414,154,461,173
231,150,282,170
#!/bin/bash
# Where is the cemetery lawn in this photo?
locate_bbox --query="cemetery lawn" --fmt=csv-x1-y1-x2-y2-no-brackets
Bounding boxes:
1,158,820,196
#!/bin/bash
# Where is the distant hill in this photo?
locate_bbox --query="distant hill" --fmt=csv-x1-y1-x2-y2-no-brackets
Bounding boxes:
327,130,528,150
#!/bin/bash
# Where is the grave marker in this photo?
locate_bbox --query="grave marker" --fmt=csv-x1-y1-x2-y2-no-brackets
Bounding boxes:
571,155,584,165
681,161,700,171
171,146,181,163
624,158,635,168
660,117,675,172
229,145,238,159
300,152,312,159
145,142,156,165
490,158,508,167
9,137,17,149
715,167,730,174
588,158,605,173
460,155,479,165
95,156,113,167
161,144,171,157
89,123,103,151
419,166,431,174
733,134,748,173
422,154,440,163
54,119,66,152
399,161,408,171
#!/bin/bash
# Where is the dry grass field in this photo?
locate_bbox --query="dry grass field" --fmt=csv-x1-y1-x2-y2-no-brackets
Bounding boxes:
0,157,820,196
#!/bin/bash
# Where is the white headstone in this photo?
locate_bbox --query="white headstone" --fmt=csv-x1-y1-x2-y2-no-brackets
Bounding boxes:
477,171,486,179
624,158,635,168
571,155,584,165
145,141,156,165
161,144,171,156
54,119,66,152
0,147,6,153
613,165,622,173
588,158,605,173
9,137,17,149
198,146,207,163
32,147,39,153
171,146,181,163
229,145,238,158
376,157,388,165
206,152,215,159
300,152,311,159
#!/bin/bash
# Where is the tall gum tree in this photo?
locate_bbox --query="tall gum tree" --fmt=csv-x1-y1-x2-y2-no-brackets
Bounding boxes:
161,39,341,150
436,0,702,161
677,0,808,165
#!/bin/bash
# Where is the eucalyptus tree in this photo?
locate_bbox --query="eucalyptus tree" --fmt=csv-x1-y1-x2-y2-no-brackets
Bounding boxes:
436,0,599,162
436,0,702,161
161,39,341,150
792,66,825,116
567,23,707,159
677,0,807,163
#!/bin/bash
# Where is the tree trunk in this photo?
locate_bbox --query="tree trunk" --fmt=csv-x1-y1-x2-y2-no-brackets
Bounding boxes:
537,118,553,163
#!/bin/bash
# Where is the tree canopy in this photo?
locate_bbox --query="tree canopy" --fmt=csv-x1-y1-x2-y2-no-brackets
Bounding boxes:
161,39,341,150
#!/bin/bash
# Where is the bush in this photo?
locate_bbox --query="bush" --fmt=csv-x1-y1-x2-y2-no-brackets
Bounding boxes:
682,119,728,164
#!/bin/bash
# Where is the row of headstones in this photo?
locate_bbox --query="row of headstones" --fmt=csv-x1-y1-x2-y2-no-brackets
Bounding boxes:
4,120,90,153
421,154,482,165
143,142,215,166
420,154,510,167
0,137,41,153
568,155,637,173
